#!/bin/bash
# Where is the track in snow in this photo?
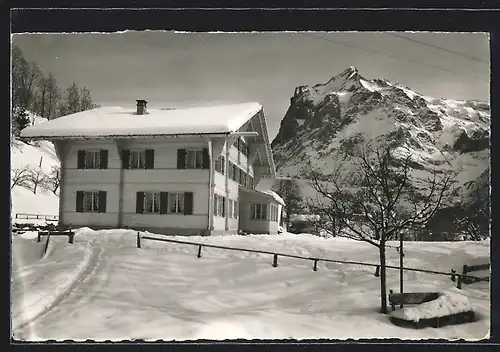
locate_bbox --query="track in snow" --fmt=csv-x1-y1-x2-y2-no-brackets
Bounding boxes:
12,245,102,333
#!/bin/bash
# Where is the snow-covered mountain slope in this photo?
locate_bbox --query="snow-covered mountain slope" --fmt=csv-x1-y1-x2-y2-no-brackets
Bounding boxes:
272,67,490,201
11,115,60,218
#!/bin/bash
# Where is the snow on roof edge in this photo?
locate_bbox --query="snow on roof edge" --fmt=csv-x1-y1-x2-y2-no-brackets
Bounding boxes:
255,189,286,205
20,102,263,139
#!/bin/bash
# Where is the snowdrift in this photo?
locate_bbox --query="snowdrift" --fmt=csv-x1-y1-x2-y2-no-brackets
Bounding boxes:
11,229,490,341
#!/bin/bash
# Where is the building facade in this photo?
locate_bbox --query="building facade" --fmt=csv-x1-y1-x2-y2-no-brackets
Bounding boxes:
21,101,284,235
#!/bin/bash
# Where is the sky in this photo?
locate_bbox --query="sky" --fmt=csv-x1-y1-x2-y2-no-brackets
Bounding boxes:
12,31,490,140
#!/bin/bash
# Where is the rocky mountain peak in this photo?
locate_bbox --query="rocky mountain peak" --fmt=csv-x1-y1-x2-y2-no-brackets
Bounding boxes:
271,68,490,202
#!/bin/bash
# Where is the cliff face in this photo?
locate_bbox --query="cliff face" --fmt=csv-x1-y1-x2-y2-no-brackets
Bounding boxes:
272,67,490,192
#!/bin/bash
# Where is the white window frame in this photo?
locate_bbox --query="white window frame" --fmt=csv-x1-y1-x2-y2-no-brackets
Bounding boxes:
233,200,239,219
83,191,100,212
228,199,233,219
218,196,225,217
85,150,101,169
215,156,225,174
169,192,185,214
129,150,146,169
270,204,279,222
251,203,267,220
214,194,226,217
144,192,161,214
186,149,204,169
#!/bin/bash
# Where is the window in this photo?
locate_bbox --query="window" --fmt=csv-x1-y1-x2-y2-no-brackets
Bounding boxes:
228,199,233,218
214,195,225,217
251,203,267,220
169,192,185,214
232,165,239,182
233,200,239,219
248,176,254,189
130,150,146,169
215,156,225,174
144,192,161,214
270,204,279,222
76,190,106,213
239,170,247,186
83,191,99,212
240,139,248,157
186,149,204,169
78,150,108,169
85,150,100,169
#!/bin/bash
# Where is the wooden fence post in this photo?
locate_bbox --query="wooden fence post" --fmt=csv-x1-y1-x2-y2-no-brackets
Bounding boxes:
68,233,74,244
42,233,51,258
313,259,318,272
374,265,380,277
37,232,41,243
457,264,468,289
272,254,278,267
137,232,141,248
197,245,202,258
450,269,456,282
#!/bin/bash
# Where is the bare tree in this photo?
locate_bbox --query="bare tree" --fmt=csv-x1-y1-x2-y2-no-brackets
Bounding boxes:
46,165,61,195
28,167,49,194
34,75,50,119
64,82,81,114
79,86,94,111
11,166,31,189
454,171,490,240
46,73,61,120
303,144,453,313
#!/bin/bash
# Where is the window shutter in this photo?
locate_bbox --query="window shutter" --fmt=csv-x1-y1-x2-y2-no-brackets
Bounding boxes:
250,204,255,219
202,148,210,169
122,149,130,169
145,149,155,169
177,149,186,169
76,191,84,212
98,191,107,213
184,192,194,215
234,167,239,182
100,150,108,169
136,192,145,214
77,150,86,169
263,204,268,220
160,192,168,214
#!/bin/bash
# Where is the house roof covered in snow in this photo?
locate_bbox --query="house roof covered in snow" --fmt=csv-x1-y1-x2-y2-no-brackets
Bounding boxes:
20,103,263,139
239,187,286,206
255,189,286,206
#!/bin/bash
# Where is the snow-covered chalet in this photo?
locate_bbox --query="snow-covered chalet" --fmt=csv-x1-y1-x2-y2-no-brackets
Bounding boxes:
20,100,284,235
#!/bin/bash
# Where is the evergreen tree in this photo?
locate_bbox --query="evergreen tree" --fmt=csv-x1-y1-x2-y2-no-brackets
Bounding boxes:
272,177,303,228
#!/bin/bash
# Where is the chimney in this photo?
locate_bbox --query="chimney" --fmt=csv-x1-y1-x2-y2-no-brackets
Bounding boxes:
136,99,148,115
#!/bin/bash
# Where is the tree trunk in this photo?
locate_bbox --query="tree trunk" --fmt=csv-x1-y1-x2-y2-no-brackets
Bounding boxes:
379,244,388,314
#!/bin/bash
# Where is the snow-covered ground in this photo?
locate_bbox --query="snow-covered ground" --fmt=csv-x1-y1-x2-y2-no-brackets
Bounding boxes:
11,137,60,219
11,229,490,341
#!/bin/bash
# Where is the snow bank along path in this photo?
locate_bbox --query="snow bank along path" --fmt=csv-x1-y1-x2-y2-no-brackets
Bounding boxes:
12,229,101,334
12,230,490,341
